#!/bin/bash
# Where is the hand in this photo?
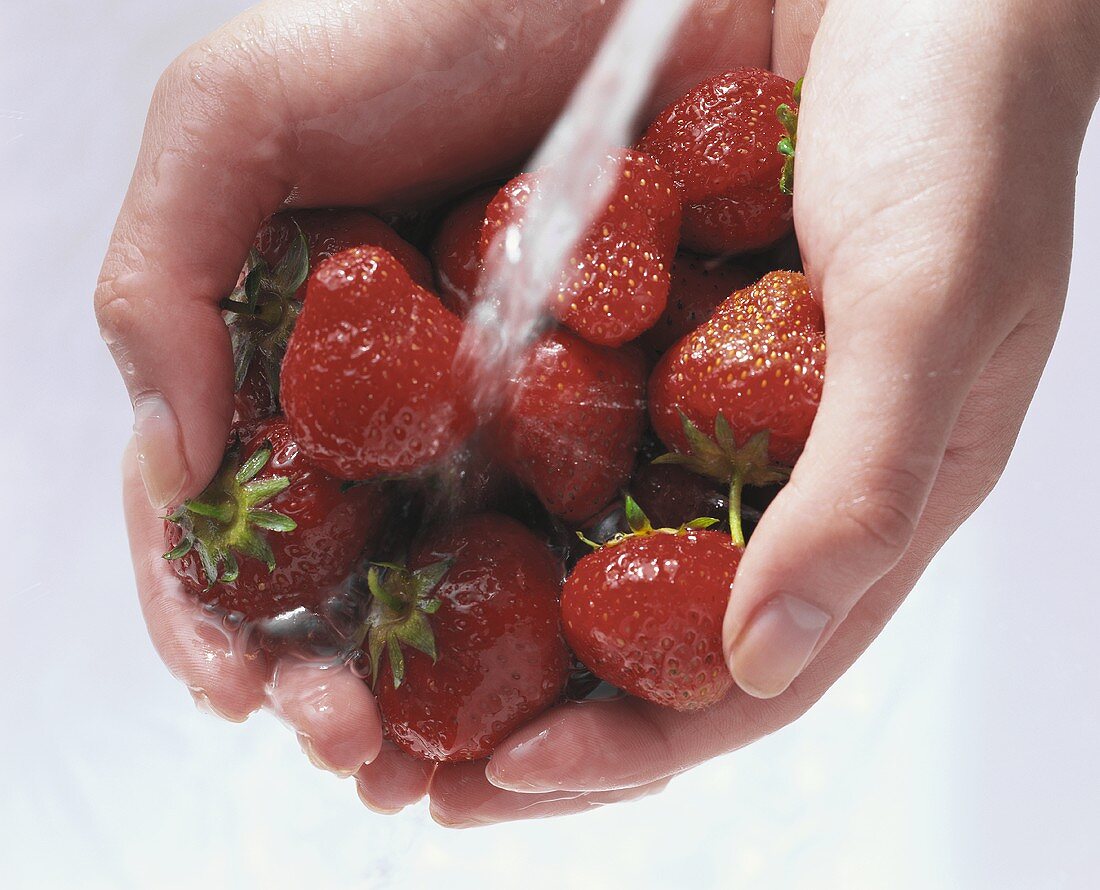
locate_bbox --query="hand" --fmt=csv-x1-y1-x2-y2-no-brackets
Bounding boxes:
95,0,769,795
429,0,1100,826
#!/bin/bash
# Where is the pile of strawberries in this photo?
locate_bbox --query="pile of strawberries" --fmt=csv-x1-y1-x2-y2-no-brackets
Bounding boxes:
165,68,825,762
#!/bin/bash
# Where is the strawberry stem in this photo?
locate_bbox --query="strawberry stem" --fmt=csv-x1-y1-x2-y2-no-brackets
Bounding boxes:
728,472,745,548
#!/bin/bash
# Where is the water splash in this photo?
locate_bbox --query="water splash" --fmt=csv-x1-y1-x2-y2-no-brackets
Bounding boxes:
457,0,694,410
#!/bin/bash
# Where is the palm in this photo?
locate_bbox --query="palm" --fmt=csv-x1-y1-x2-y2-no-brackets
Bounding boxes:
103,0,1096,825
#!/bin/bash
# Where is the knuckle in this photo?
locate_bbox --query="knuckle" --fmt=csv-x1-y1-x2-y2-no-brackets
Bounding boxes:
94,280,138,346
832,464,925,559
152,24,286,146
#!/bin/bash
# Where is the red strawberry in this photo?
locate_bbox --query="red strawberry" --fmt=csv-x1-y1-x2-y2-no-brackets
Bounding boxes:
648,270,825,544
280,246,476,480
256,209,434,295
638,251,755,359
479,150,681,347
563,499,740,711
225,210,433,421
164,418,389,619
234,361,280,422
637,68,797,255
630,462,727,530
369,514,570,762
490,328,647,523
429,186,498,317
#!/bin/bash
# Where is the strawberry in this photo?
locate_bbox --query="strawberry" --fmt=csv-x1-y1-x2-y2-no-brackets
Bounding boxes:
163,417,389,619
255,209,434,295
479,149,681,347
648,270,825,544
637,68,798,255
630,462,727,531
368,514,570,762
638,251,755,359
225,210,433,421
280,246,476,480
429,186,498,317
563,498,740,711
489,328,647,523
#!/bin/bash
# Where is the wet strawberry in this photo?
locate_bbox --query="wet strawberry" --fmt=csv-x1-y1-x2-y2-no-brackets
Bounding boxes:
226,210,433,420
429,186,498,317
480,150,681,346
563,499,740,711
164,418,389,619
630,462,727,530
256,209,434,295
638,68,797,255
648,270,825,544
281,247,476,480
369,514,570,762
490,328,647,523
638,251,754,359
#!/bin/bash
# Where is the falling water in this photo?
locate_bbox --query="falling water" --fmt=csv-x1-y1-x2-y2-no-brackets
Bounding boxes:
457,0,695,408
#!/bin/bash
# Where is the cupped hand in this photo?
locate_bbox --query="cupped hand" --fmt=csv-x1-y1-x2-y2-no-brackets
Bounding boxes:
96,0,770,795
431,0,1100,826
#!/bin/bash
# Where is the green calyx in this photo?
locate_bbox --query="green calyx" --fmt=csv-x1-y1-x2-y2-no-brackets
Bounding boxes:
777,77,802,196
163,440,297,587
653,413,789,548
362,559,452,689
576,494,720,550
220,225,310,404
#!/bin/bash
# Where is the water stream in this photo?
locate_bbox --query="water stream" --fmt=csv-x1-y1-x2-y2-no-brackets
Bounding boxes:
457,0,694,407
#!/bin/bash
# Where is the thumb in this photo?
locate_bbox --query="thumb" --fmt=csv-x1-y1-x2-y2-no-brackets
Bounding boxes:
721,301,999,698
94,51,292,508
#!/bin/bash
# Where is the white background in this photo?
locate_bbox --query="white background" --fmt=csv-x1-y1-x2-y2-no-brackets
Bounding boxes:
1,2,1097,888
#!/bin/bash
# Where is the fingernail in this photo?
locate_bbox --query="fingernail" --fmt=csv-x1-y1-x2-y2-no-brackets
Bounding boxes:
133,393,187,510
356,787,403,816
300,734,358,779
728,595,830,699
484,729,556,792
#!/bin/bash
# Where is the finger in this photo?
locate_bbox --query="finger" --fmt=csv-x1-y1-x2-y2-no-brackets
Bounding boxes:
429,760,670,829
265,660,383,778
719,6,1092,699
354,742,436,815
771,0,824,80
95,0,772,511
484,319,1059,793
123,440,268,721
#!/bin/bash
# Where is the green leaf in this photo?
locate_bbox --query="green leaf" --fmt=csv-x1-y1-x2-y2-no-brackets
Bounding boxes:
274,225,310,293
236,443,273,485
195,540,220,587
419,598,442,615
367,628,386,686
241,475,291,506
395,611,438,662
685,517,721,530
238,532,276,572
220,552,240,583
714,413,736,454
367,566,405,613
163,537,194,561
575,530,601,550
185,500,235,523
233,335,257,393
248,510,297,532
388,636,406,687
623,494,650,535
412,559,452,600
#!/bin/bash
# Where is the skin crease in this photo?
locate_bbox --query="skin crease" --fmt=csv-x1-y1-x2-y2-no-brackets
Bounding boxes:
96,0,1100,826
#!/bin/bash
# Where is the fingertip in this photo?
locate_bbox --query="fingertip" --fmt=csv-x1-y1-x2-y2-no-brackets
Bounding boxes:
354,742,435,813
266,660,383,777
724,594,831,700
